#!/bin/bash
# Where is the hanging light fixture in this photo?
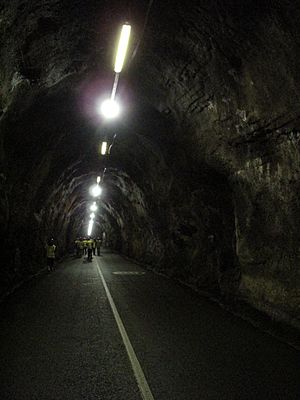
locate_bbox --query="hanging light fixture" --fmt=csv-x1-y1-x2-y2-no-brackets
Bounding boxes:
99,99,120,119
90,202,98,212
114,23,132,73
90,184,102,197
87,219,94,236
101,141,108,155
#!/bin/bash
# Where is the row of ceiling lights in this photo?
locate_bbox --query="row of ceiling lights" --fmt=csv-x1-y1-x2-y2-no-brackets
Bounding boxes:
87,23,132,236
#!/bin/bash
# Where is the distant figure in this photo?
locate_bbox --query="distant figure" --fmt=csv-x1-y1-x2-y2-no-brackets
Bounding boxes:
86,237,93,261
96,237,102,256
78,238,84,257
83,237,87,255
46,238,56,271
74,237,81,257
92,237,96,256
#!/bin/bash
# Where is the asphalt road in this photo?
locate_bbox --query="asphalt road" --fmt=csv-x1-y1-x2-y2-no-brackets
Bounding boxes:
0,251,299,399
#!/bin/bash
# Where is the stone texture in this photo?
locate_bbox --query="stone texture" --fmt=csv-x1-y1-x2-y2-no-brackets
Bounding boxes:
0,0,299,328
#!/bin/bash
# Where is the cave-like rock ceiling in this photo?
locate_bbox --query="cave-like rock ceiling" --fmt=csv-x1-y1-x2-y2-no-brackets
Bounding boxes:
0,0,299,327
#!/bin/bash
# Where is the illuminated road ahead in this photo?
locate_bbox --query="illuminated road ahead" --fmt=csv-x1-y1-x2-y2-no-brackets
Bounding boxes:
0,252,299,399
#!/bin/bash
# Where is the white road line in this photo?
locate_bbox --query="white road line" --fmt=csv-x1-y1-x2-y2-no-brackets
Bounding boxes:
95,258,155,400
113,271,146,275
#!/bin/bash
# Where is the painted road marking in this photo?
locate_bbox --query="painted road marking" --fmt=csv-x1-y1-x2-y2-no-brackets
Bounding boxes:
95,258,155,400
113,271,146,275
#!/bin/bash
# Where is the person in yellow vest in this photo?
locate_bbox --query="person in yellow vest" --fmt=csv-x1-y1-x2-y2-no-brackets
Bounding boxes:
46,238,56,271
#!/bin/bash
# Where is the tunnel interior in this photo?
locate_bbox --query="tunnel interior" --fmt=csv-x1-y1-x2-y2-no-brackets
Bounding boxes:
1,0,300,328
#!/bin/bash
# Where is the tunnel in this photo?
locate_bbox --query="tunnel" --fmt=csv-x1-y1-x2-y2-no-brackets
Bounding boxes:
0,1,300,399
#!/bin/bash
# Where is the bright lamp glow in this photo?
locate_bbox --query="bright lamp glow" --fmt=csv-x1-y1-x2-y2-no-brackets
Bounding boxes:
100,99,120,119
114,24,131,73
90,202,97,212
91,184,102,197
101,141,108,155
97,176,101,184
90,212,95,219
88,219,94,236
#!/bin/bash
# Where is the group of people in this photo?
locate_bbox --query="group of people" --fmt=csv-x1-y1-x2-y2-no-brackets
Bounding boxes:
74,237,102,260
45,235,104,272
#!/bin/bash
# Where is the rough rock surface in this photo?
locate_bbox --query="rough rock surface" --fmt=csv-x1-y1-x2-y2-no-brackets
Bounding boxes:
0,0,299,328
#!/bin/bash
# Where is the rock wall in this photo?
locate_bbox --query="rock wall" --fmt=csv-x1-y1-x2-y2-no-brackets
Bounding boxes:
232,138,300,325
129,0,300,325
0,0,299,327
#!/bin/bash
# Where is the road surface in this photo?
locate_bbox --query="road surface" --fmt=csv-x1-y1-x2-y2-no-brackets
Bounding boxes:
0,251,299,399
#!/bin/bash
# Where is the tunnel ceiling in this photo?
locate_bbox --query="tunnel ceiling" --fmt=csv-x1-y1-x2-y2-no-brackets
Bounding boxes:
1,0,300,327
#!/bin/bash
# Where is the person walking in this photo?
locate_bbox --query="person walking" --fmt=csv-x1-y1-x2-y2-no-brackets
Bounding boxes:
74,237,80,257
96,237,102,256
92,237,96,256
86,237,93,261
78,238,84,257
46,238,56,271
83,237,87,255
